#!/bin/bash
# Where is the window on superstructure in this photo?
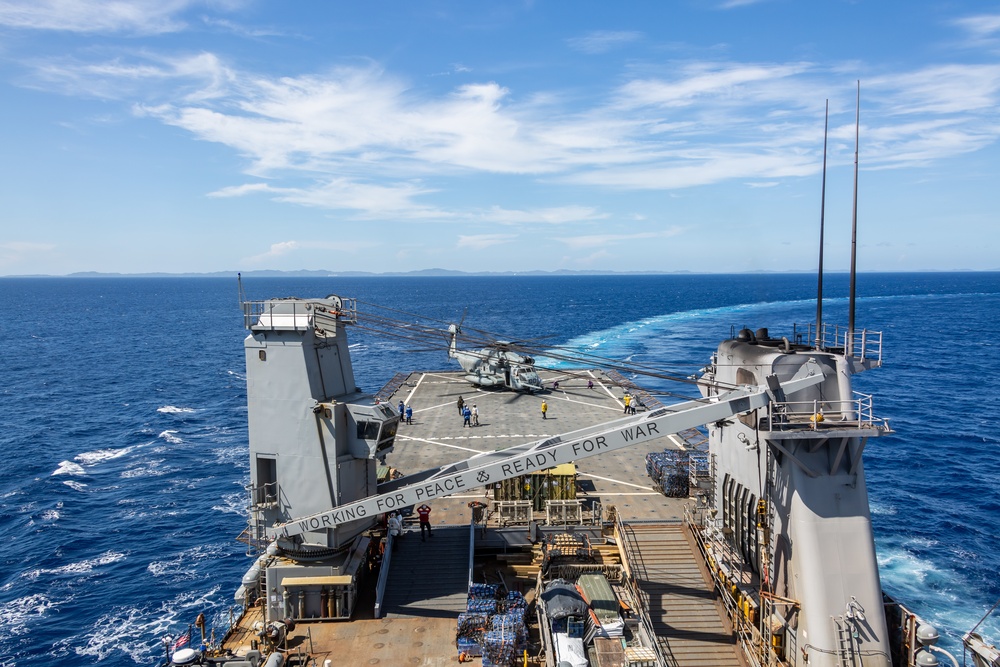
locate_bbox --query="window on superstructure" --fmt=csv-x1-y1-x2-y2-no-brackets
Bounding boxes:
356,420,380,440
740,487,751,563
722,474,733,535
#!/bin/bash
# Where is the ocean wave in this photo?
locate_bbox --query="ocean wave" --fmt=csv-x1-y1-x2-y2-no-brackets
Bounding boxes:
869,501,897,516
0,593,59,636
39,508,60,522
211,445,247,466
212,491,245,516
159,430,183,444
62,480,88,491
56,586,221,663
51,461,85,476
148,545,230,581
23,550,126,580
36,502,63,523
75,445,135,466
121,459,167,478
157,406,196,414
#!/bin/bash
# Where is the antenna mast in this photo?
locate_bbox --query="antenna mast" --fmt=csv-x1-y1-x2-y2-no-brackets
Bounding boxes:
816,100,829,350
848,82,860,355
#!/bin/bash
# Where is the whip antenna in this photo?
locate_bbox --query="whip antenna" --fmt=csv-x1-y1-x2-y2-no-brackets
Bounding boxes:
848,81,860,355
816,99,829,349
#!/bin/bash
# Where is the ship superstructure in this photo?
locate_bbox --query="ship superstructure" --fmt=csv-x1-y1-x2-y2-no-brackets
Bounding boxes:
239,296,397,623
698,325,894,667
156,297,999,667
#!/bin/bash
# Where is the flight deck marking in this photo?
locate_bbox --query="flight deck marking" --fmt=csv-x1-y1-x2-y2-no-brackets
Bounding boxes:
592,492,660,496
577,472,652,490
395,435,479,453
552,394,623,413
400,371,427,406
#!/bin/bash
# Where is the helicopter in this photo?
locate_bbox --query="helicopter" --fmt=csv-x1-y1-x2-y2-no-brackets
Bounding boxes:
447,324,544,392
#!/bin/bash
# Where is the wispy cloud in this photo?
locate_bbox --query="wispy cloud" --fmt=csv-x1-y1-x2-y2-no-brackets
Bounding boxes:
717,0,774,9
478,205,608,225
210,179,446,219
243,239,374,264
615,62,812,109
20,49,1000,221
0,0,207,34
457,234,517,250
951,13,1000,45
554,228,683,250
566,31,642,55
870,64,1000,115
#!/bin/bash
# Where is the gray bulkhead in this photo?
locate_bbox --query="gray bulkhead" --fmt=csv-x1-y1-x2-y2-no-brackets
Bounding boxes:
244,298,398,551
707,334,890,667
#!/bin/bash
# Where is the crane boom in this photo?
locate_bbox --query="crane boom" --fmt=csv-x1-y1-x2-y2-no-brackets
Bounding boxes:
270,366,823,541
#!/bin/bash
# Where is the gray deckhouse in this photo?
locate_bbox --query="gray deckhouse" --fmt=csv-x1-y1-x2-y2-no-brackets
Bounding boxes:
243,296,398,552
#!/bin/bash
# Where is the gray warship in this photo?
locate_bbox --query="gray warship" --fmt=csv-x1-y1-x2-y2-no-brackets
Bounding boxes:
155,289,1000,667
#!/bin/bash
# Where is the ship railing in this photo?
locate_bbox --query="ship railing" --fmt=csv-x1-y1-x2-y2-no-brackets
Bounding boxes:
615,515,671,667
685,507,788,667
249,480,279,509
763,393,891,432
794,323,883,364
240,297,358,331
373,531,394,618
243,481,279,555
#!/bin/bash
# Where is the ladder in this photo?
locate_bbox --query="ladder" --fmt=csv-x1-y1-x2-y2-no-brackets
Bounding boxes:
833,614,858,667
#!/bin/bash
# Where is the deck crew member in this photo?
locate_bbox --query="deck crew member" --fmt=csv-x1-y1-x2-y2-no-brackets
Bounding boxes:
417,504,433,541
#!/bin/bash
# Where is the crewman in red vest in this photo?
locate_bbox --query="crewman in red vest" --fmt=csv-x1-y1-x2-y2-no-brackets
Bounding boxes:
417,504,433,541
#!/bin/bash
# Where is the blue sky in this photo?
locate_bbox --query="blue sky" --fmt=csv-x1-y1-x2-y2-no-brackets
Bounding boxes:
1,1,999,275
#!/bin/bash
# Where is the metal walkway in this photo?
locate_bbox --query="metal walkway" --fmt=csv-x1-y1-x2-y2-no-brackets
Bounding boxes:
621,522,744,667
381,525,470,618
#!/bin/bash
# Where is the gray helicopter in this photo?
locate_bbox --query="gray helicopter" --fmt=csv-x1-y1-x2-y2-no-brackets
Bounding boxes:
447,324,544,392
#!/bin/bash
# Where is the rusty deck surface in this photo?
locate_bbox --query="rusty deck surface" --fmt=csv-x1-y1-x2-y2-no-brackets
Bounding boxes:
621,523,745,667
286,616,462,666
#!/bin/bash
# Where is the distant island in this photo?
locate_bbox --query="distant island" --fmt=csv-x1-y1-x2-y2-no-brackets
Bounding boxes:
3,268,996,278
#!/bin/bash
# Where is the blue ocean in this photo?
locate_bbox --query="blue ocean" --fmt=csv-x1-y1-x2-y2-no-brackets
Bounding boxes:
2,273,998,665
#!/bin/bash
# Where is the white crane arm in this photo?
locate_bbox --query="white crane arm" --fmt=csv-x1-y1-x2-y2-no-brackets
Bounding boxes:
270,369,823,540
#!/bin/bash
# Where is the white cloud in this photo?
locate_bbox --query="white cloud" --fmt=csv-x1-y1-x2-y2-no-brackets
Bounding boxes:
478,205,608,225
870,64,1000,115
22,50,1000,217
951,14,1000,43
615,62,812,109
566,31,642,55
209,179,446,219
717,0,773,8
564,152,818,189
456,234,517,250
0,0,203,34
555,228,683,250
242,239,374,264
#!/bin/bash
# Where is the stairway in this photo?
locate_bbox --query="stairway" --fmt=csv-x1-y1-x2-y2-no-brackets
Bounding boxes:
381,525,471,619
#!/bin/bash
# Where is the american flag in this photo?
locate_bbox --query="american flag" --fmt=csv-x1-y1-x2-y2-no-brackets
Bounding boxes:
172,631,190,651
